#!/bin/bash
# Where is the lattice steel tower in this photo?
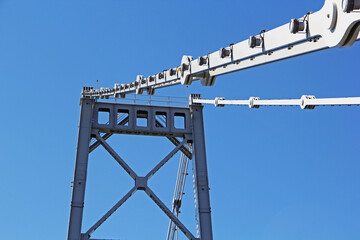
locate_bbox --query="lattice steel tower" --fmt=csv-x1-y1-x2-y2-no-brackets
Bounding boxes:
68,94,213,240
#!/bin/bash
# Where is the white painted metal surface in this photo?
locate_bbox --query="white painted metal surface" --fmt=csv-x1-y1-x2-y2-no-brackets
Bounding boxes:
82,0,360,99
191,95,360,109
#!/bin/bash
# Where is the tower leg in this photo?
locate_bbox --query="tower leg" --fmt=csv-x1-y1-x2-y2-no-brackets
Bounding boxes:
68,98,94,240
190,104,213,240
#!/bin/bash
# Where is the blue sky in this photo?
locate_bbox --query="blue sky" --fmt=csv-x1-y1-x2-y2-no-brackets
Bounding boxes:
0,0,359,239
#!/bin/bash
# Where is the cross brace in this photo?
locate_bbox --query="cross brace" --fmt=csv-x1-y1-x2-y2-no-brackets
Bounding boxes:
82,134,197,240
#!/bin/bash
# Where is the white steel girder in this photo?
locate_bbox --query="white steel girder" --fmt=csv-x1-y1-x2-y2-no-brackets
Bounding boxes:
81,0,360,99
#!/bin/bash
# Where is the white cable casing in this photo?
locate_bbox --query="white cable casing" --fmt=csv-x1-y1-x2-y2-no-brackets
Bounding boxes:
82,0,360,99
191,95,360,109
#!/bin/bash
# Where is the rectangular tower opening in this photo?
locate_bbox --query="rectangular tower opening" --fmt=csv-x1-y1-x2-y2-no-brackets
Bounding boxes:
118,109,129,126
98,108,110,125
136,110,148,127
155,111,167,128
174,112,186,129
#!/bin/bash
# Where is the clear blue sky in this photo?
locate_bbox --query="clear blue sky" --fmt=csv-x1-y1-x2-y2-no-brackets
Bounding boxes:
0,0,359,239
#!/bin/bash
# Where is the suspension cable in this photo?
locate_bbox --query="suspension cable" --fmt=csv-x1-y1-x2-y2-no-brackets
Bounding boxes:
189,95,360,109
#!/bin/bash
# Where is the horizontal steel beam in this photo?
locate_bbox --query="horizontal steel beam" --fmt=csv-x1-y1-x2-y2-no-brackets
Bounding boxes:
92,102,192,137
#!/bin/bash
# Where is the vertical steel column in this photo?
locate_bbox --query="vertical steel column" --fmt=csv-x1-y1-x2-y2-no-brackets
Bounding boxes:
190,104,213,240
68,98,94,240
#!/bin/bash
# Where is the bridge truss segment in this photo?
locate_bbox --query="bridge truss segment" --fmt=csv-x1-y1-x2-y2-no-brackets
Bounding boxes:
67,98,213,240
81,0,360,99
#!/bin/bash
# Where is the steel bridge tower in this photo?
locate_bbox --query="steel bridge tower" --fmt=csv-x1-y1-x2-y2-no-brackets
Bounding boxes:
67,94,213,240
67,1,360,239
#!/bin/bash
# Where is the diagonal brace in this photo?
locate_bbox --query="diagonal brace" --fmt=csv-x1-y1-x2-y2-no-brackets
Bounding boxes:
84,187,137,237
88,135,196,239
96,133,138,180
166,136,192,159
145,187,198,240
145,138,187,179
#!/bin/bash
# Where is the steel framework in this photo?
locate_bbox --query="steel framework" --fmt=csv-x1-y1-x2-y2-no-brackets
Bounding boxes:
68,1,360,239
68,97,212,240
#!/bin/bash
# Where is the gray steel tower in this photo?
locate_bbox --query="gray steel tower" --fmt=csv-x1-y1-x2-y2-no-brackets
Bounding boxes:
67,93,213,240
